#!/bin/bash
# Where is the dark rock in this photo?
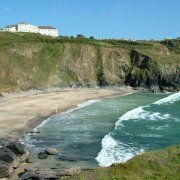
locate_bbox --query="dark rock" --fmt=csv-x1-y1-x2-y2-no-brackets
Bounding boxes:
125,50,162,90
58,167,81,177
26,157,33,163
45,148,59,155
0,139,10,147
124,49,180,92
7,141,26,156
58,156,77,162
19,173,42,180
0,141,29,178
0,147,16,164
38,151,48,159
20,167,58,180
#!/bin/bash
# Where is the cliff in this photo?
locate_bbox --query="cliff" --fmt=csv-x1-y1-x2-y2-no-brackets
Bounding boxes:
0,32,179,92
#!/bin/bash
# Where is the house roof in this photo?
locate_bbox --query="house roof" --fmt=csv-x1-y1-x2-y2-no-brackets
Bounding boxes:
5,25,17,28
19,22,28,25
38,26,56,30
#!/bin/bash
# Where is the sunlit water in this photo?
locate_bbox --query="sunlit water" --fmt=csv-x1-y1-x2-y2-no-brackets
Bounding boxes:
21,92,180,169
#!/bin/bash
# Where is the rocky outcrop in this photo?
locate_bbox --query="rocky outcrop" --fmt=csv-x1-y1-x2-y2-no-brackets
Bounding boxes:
20,166,58,180
125,50,180,92
19,165,81,179
0,141,29,178
7,141,26,156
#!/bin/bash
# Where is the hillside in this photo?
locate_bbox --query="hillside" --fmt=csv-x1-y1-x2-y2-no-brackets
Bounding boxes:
0,32,179,92
70,145,180,180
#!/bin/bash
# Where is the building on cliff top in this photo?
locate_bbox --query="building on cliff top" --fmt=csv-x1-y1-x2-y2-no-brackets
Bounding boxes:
3,22,58,37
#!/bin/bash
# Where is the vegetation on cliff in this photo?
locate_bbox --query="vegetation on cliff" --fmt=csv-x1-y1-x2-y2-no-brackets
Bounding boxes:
70,145,180,180
0,32,179,92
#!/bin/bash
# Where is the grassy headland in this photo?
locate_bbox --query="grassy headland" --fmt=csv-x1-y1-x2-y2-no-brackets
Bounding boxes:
0,32,179,92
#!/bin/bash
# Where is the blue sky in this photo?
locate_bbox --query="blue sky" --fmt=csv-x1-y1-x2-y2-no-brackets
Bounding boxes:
0,0,179,40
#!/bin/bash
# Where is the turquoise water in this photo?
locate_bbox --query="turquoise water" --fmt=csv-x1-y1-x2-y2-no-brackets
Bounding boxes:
21,92,180,169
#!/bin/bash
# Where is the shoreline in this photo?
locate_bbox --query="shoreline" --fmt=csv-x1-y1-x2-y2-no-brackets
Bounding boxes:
0,87,134,141
26,91,134,137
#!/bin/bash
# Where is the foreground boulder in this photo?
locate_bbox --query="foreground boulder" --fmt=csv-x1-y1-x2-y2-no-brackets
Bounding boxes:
0,141,28,178
20,166,58,180
38,151,48,159
26,157,33,163
0,147,16,164
7,141,26,156
45,148,59,155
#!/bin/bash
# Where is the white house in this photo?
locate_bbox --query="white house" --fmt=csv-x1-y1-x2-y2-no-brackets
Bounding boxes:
38,26,58,37
4,25,17,32
3,22,58,37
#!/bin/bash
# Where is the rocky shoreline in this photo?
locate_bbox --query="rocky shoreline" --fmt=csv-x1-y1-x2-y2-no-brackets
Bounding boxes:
0,140,83,179
0,140,29,179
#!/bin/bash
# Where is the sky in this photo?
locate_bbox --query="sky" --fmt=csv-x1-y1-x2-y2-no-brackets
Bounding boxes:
0,0,179,40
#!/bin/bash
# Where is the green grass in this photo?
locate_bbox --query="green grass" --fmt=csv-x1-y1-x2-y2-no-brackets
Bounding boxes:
70,145,180,180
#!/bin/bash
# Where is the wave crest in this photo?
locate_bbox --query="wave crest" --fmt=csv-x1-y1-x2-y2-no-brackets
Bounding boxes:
96,92,180,167
95,134,144,167
154,92,180,105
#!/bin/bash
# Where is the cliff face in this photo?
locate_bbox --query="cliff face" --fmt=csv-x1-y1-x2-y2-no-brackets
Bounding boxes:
0,32,179,92
125,50,180,91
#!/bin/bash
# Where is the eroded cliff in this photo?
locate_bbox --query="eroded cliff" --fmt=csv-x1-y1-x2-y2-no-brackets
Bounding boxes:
0,32,179,92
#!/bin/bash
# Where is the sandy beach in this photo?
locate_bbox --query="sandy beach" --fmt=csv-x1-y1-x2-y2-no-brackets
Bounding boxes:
0,87,133,141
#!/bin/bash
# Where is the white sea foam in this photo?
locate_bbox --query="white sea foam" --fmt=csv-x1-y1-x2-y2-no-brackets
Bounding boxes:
114,92,180,128
21,99,100,147
34,99,99,131
154,92,180,105
115,107,171,129
77,99,99,109
139,134,162,138
95,134,144,167
148,124,169,131
96,92,180,167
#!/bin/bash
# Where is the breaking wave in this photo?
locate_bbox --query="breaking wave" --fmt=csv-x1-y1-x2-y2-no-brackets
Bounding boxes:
154,92,180,105
95,134,144,167
96,92,180,167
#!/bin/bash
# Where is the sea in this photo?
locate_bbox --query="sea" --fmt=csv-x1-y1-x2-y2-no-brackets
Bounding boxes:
21,92,180,169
